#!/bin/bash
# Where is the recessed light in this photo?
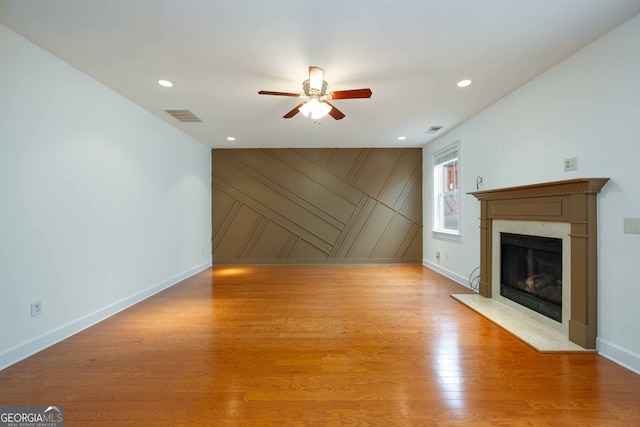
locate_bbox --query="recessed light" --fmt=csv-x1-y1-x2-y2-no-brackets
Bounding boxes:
457,79,472,88
227,136,236,141
398,136,407,141
158,79,173,87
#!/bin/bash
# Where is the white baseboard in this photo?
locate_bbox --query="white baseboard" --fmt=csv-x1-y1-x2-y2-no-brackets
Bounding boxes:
0,261,212,371
597,337,640,375
422,259,473,290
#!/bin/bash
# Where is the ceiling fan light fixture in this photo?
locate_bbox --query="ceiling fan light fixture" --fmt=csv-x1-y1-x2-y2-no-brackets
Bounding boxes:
299,98,332,120
315,101,332,119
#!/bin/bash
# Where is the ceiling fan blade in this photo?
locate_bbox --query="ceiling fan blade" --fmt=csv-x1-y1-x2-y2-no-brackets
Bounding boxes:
330,88,372,100
325,101,345,120
283,102,305,118
308,66,325,92
258,90,300,97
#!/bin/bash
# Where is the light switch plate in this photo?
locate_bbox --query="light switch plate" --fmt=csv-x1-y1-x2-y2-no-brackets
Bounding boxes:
624,218,640,234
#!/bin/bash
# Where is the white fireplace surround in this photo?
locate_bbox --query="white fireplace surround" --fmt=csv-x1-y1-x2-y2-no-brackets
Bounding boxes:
492,220,571,335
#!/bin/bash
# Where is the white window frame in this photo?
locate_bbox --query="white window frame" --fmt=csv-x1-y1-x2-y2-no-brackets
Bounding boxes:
432,142,461,239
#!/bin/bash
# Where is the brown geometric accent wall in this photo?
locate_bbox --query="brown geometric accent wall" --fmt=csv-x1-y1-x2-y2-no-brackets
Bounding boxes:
212,148,422,264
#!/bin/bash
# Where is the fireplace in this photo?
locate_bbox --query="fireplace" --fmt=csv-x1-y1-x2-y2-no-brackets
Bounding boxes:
470,178,609,349
500,233,562,322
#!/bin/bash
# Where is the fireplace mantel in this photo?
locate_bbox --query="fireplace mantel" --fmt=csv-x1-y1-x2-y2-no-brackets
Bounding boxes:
469,178,609,349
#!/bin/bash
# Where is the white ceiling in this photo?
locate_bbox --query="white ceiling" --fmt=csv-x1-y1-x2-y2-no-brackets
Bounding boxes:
2,1,640,149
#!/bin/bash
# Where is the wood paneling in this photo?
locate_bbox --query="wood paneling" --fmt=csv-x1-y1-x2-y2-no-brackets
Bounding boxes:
0,265,638,425
212,148,422,264
489,197,566,219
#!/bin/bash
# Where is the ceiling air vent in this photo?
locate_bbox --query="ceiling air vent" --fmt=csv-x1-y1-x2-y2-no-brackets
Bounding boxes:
426,126,443,134
164,109,202,122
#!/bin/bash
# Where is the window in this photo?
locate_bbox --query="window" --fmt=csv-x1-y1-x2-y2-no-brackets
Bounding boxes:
433,144,460,236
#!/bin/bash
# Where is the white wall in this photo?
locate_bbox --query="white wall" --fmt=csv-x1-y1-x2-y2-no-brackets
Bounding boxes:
0,25,212,370
423,14,640,373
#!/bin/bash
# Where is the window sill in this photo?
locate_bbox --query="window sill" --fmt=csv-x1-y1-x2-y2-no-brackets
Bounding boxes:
432,230,462,241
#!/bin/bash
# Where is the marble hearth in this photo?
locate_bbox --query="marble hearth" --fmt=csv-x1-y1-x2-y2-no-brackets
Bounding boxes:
469,178,609,349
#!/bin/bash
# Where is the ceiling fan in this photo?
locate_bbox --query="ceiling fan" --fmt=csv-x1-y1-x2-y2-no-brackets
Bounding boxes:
258,66,372,121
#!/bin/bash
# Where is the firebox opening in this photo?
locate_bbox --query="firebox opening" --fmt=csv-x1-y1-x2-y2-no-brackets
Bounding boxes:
500,233,563,322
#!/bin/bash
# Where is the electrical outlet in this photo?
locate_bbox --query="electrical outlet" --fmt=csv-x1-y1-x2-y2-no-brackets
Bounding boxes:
31,301,42,317
564,157,578,171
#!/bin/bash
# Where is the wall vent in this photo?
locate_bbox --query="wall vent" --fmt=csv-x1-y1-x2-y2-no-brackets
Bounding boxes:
426,126,443,134
164,109,203,122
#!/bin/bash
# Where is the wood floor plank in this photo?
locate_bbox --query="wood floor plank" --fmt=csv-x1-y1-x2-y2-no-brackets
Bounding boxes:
0,264,638,426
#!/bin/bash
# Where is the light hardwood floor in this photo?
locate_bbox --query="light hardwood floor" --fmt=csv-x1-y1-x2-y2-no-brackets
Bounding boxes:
1,265,639,426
